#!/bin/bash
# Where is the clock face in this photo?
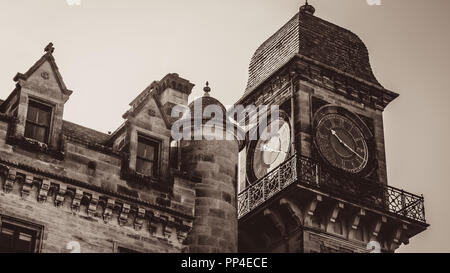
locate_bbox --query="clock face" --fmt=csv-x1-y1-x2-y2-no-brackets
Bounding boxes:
252,118,291,180
314,113,369,174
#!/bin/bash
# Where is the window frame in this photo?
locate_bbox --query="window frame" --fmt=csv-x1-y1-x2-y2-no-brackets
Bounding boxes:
24,98,54,144
135,134,162,178
113,242,143,253
0,215,44,253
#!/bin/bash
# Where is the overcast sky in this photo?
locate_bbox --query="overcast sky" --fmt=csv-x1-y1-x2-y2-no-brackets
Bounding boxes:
0,0,448,253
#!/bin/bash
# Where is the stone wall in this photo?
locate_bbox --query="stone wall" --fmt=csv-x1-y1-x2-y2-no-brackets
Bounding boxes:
182,140,239,253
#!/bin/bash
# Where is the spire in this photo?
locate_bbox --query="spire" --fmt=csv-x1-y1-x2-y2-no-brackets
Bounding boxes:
203,81,211,97
300,0,315,15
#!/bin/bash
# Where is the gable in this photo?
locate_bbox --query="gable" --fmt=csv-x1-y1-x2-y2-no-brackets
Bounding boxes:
133,95,170,131
14,51,73,100
28,61,63,93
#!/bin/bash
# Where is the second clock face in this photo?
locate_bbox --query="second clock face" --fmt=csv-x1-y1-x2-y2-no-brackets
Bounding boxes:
315,113,369,174
252,118,291,180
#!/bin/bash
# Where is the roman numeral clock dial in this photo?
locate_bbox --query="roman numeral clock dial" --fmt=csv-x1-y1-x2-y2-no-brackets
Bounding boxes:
314,109,371,175
251,117,291,181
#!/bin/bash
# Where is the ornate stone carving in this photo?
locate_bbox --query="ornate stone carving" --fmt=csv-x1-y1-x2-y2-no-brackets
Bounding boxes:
87,194,99,217
55,184,67,207
134,207,146,230
103,199,115,223
71,189,83,212
41,71,50,80
38,180,51,203
177,220,190,243
3,169,16,193
21,175,33,198
119,203,131,226
163,216,174,239
149,211,161,235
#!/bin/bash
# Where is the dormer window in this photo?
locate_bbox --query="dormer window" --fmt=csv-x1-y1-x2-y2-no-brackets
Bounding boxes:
136,136,160,177
24,100,52,144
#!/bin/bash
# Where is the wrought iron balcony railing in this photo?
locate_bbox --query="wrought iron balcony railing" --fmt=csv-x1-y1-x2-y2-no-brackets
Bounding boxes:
238,155,426,224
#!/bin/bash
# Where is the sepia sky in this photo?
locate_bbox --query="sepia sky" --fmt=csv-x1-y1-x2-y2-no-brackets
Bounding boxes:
0,0,449,253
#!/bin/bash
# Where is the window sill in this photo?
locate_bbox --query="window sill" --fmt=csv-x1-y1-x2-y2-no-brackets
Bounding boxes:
6,135,64,160
120,166,171,193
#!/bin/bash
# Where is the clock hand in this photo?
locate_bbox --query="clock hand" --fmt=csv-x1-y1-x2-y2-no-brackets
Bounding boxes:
330,129,365,161
260,144,287,154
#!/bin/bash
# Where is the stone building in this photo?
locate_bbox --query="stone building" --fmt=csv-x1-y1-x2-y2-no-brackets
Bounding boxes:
0,3,427,253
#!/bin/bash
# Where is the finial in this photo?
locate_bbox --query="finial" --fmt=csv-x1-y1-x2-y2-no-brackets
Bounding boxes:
44,42,55,54
203,81,211,97
300,0,315,15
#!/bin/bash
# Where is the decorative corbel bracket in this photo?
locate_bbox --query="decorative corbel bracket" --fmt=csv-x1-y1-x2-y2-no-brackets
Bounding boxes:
38,180,51,203
71,189,83,212
3,169,16,193
177,220,191,243
134,208,146,230
264,209,286,238
389,223,408,252
279,198,303,228
305,194,323,226
329,202,345,223
149,211,161,234
163,216,174,239
55,184,67,207
21,175,32,198
350,209,366,230
103,199,115,223
370,216,387,241
119,203,131,226
307,195,322,216
87,194,99,217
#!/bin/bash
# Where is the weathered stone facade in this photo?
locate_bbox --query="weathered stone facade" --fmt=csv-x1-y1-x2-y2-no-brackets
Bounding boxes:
0,3,428,254
0,45,239,253
237,4,428,253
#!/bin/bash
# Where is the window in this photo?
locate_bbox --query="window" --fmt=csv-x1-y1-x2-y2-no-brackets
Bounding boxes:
113,242,142,253
0,216,43,253
24,100,52,143
136,136,160,177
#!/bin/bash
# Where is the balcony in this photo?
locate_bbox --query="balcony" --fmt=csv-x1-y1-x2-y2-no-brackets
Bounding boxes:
238,155,427,225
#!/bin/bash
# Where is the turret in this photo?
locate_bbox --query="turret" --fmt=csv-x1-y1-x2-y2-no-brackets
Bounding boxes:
180,83,242,252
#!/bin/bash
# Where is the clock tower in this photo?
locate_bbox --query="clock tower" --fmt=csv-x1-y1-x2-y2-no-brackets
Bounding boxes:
236,2,428,253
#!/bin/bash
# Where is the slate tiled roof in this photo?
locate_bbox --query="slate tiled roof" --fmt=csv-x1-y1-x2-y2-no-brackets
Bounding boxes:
62,120,110,145
245,11,381,95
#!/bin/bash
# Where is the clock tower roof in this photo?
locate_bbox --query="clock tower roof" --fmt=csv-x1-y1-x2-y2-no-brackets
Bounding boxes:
244,4,382,96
